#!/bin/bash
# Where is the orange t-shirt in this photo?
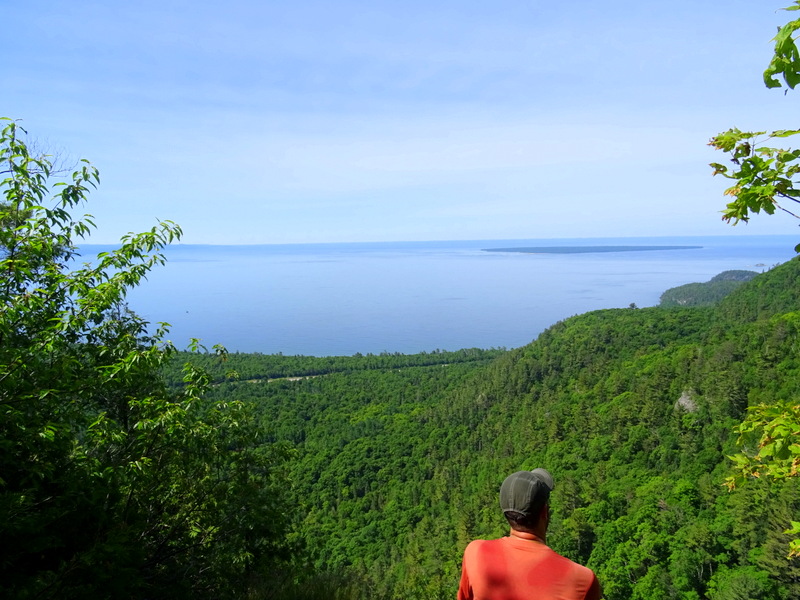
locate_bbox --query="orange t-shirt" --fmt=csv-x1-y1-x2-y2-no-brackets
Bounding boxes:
457,536,601,600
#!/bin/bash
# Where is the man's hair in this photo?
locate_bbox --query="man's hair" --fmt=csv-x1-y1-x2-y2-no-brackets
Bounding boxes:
504,508,544,533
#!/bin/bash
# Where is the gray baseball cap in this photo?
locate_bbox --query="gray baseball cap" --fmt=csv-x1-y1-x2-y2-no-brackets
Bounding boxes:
499,468,555,516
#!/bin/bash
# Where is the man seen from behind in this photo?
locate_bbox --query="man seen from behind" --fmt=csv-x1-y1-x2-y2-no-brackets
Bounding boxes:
457,468,601,600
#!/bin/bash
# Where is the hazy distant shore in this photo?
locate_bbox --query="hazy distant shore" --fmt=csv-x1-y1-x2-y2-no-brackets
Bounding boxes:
482,245,704,254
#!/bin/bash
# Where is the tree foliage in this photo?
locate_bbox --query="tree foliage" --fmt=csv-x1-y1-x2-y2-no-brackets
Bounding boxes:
709,2,800,243
0,119,293,598
187,260,800,599
707,2,800,557
659,270,758,308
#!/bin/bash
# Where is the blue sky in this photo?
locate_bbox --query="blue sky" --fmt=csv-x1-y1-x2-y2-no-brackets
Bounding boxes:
4,0,800,244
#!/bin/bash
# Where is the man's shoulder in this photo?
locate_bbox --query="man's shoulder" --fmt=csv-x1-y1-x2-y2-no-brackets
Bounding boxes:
546,548,600,596
549,548,595,573
462,537,508,562
463,538,496,553
464,537,593,574
462,538,600,600
537,547,600,599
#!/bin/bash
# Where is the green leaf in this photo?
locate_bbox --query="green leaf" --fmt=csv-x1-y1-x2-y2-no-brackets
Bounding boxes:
771,129,800,138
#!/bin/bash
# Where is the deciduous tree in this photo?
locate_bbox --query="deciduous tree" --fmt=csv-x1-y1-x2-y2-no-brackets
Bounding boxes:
0,118,292,598
708,4,800,555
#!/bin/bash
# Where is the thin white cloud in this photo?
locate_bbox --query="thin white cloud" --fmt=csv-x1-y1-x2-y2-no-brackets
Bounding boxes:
3,0,799,243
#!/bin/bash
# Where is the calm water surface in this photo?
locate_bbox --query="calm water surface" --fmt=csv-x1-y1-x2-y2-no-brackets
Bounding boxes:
84,235,797,356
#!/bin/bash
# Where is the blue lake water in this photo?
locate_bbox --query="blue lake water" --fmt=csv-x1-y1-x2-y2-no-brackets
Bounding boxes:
82,235,798,356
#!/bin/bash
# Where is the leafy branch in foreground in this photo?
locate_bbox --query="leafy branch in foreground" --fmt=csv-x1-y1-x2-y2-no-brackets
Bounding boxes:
0,118,293,599
709,2,800,559
764,0,800,90
709,2,800,250
725,395,800,557
709,128,800,228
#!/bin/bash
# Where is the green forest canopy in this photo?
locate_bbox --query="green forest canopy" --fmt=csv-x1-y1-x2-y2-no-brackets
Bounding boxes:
190,258,800,600
659,270,759,308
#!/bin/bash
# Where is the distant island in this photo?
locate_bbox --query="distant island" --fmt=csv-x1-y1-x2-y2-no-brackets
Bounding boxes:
482,245,703,254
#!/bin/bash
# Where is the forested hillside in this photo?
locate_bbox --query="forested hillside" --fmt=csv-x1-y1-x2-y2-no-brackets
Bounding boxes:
199,259,800,600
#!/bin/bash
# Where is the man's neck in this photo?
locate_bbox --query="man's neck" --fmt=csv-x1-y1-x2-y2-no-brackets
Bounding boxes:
508,529,547,544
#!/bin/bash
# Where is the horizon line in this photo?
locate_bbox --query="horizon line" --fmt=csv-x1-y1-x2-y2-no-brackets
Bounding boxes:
77,233,799,248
